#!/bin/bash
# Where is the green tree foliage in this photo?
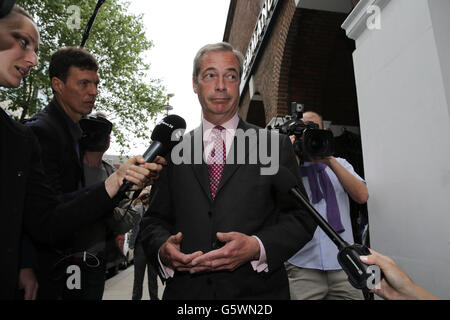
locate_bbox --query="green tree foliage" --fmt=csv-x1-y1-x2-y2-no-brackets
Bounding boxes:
2,0,167,154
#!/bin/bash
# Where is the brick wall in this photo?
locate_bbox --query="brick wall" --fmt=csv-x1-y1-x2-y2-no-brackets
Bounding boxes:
226,0,298,125
283,9,359,126
224,1,359,127
223,0,264,56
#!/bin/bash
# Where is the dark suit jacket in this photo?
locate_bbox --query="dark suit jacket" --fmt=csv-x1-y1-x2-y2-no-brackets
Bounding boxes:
25,98,84,196
0,109,114,299
140,119,317,299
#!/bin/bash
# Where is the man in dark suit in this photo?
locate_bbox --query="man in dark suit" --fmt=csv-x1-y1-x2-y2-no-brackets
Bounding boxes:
139,42,317,299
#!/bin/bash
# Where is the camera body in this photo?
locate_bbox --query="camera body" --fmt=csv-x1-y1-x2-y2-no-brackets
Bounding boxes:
267,102,334,161
79,113,113,153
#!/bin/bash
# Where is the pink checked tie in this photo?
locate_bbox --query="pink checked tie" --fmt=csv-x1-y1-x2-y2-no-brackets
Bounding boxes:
207,126,226,199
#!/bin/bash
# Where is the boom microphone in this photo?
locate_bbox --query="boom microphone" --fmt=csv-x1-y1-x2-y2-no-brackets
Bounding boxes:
80,0,106,48
0,0,16,18
118,114,186,194
274,167,381,290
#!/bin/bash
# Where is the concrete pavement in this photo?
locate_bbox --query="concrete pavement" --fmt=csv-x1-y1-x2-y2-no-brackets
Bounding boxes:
102,265,165,300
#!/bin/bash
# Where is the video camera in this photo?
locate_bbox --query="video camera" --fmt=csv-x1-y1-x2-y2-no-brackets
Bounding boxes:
79,113,113,153
267,102,334,161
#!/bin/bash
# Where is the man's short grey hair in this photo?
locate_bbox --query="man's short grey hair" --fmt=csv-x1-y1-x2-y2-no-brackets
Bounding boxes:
192,42,244,83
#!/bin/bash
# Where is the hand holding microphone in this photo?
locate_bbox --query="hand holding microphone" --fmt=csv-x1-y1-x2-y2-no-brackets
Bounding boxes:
117,114,186,194
104,155,164,198
274,166,381,290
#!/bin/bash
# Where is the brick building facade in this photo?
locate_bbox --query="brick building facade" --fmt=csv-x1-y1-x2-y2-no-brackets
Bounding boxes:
223,0,360,129
223,0,368,247
223,0,450,298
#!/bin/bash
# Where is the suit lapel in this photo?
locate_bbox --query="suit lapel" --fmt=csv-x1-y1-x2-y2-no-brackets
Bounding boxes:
42,101,84,186
189,126,213,201
215,119,257,197
188,119,259,200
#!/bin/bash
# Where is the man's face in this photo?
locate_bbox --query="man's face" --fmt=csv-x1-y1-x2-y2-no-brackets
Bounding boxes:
53,66,99,123
0,13,39,88
193,50,240,124
302,112,323,129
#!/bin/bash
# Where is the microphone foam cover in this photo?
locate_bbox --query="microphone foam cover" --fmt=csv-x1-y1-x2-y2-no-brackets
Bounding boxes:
151,114,186,155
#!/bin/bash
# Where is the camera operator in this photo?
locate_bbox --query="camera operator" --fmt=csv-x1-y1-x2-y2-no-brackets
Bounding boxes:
286,111,369,300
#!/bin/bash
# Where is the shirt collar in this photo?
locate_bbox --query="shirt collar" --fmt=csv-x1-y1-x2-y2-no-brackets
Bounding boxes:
202,112,239,138
52,98,83,141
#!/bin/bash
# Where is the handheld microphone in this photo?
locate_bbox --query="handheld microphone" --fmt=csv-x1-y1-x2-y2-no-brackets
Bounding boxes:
275,166,380,290
0,0,16,18
117,114,186,194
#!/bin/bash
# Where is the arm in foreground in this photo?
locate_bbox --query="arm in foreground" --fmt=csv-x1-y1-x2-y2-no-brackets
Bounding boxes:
360,249,438,300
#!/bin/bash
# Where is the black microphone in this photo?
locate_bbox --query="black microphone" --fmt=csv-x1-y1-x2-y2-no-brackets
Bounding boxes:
117,114,186,194
275,166,380,290
0,0,16,18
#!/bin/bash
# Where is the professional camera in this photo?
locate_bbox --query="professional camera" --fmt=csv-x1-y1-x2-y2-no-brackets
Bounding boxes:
79,113,113,152
267,102,334,161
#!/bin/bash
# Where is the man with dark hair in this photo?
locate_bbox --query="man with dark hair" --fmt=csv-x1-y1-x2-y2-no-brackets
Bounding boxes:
26,47,100,195
24,47,147,300
49,47,99,86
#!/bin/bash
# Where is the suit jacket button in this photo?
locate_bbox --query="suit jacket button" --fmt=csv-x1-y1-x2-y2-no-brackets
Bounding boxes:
206,278,212,285
208,211,212,217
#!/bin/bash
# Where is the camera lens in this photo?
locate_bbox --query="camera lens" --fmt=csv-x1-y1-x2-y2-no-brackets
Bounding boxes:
303,129,334,157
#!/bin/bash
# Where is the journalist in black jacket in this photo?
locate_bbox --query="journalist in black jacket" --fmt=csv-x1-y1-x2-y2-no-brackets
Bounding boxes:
0,107,159,299
26,98,85,198
0,108,113,299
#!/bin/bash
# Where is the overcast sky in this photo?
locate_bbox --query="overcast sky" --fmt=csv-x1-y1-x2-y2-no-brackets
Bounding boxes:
109,0,231,155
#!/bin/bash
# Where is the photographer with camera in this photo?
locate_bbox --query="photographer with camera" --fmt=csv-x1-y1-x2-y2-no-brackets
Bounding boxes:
285,110,369,300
